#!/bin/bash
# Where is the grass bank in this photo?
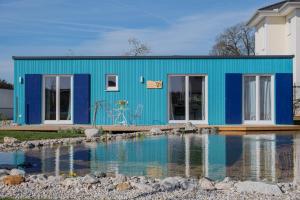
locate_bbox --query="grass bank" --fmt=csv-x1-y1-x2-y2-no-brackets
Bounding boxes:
0,129,84,143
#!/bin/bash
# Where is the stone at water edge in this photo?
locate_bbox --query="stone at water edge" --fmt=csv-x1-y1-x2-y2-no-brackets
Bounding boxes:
3,137,20,144
116,182,132,191
0,169,9,176
113,174,127,184
10,168,25,177
149,128,162,135
130,182,153,191
83,174,99,184
3,175,25,185
160,177,182,191
215,181,233,190
84,129,99,138
235,181,282,196
61,177,80,186
198,177,215,190
184,122,197,132
93,171,107,178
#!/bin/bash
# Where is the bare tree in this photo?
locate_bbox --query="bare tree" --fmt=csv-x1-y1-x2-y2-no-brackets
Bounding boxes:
210,23,255,56
0,79,13,89
125,38,151,56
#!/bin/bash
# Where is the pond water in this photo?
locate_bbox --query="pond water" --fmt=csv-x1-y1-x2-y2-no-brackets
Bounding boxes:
0,133,299,182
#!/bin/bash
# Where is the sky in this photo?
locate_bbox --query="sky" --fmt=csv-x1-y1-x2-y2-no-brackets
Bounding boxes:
0,0,279,83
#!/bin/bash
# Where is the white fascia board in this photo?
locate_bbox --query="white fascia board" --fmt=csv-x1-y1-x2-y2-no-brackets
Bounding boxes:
247,2,300,27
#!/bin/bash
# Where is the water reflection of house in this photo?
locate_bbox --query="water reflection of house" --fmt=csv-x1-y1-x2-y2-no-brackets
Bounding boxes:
23,145,91,176
3,133,299,183
179,134,296,182
89,137,168,177
0,151,24,169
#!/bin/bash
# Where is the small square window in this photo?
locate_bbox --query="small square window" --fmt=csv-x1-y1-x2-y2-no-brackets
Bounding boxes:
106,75,118,91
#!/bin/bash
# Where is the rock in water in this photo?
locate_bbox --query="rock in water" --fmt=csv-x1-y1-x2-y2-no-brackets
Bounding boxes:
83,174,99,184
3,175,24,185
3,137,19,145
235,181,282,196
10,168,25,177
149,128,162,135
199,177,215,190
116,182,132,191
84,129,99,138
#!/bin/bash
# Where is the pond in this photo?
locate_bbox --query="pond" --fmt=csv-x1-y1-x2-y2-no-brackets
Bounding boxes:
0,133,299,183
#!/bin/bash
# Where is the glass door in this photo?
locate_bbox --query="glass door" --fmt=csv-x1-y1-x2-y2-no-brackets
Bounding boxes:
169,75,207,124
243,75,273,124
43,75,73,124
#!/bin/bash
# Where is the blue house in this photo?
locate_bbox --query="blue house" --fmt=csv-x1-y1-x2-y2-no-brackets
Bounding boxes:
13,55,293,126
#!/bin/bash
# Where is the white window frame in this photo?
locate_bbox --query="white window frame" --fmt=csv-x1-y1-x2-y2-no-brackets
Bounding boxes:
106,74,119,91
168,74,208,124
242,75,274,125
42,75,73,125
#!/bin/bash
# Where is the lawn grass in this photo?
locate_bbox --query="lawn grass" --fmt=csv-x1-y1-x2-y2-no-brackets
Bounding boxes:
0,130,84,143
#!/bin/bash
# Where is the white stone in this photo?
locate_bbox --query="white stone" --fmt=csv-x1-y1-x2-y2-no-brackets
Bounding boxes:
61,178,80,186
0,169,9,176
130,182,153,191
83,174,98,184
199,177,215,190
84,129,99,138
10,168,25,177
3,137,19,144
235,181,282,196
114,174,127,184
215,181,233,190
184,122,197,131
160,177,182,191
149,128,162,135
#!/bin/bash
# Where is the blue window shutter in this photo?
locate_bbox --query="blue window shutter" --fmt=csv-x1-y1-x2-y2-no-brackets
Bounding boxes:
276,73,293,124
25,74,42,124
225,73,242,124
74,74,91,124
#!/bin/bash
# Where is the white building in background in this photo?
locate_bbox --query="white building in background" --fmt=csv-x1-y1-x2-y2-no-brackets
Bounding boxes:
0,89,13,120
247,0,300,84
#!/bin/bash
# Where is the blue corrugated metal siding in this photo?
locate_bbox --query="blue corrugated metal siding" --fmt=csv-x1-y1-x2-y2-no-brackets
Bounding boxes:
14,58,293,125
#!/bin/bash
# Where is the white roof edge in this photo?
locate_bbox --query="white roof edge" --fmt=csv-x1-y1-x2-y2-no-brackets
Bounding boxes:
247,2,300,27
247,11,277,27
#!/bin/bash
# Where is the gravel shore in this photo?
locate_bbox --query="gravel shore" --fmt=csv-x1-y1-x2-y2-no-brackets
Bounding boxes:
0,171,299,200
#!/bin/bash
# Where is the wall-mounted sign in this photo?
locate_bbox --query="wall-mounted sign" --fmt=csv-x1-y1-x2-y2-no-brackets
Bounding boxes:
147,80,163,89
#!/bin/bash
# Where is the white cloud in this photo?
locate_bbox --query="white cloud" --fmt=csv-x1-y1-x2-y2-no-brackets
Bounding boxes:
76,10,252,55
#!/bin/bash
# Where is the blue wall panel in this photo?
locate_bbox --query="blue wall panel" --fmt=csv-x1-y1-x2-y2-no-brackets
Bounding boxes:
275,73,293,124
14,57,293,125
73,74,91,124
25,74,42,124
225,73,242,124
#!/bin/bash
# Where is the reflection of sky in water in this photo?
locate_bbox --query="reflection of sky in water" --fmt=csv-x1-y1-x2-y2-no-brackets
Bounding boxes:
0,134,299,182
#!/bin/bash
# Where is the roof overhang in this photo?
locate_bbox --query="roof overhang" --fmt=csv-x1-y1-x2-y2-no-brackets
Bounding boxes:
247,2,300,27
12,55,295,60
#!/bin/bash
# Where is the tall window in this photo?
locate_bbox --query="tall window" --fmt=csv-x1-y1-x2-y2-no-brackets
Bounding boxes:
169,75,206,123
243,75,273,123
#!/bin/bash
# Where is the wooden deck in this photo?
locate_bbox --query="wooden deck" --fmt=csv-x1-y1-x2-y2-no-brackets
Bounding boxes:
1,124,300,134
